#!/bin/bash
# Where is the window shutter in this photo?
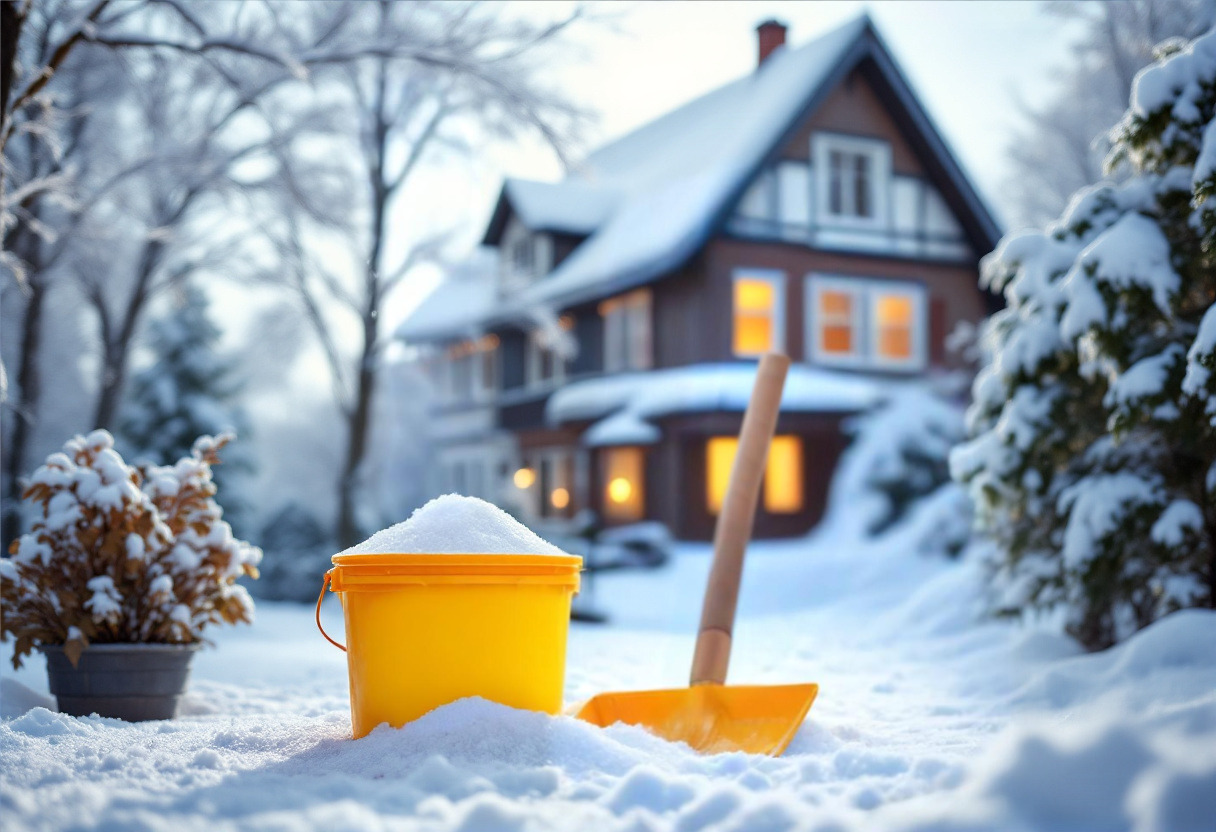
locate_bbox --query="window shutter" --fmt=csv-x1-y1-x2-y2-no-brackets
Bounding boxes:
929,296,948,366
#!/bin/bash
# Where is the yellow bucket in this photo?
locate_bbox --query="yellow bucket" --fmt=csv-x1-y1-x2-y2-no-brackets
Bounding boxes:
317,553,582,739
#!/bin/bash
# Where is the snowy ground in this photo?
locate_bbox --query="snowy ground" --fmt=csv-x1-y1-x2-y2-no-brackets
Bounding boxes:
3,518,1216,832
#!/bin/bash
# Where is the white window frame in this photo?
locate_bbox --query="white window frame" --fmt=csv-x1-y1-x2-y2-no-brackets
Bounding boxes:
812,133,891,230
525,331,567,390
866,279,927,371
806,276,867,369
805,274,927,372
731,268,786,358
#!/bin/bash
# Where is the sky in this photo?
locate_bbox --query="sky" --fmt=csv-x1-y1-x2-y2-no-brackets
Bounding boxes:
386,0,1083,325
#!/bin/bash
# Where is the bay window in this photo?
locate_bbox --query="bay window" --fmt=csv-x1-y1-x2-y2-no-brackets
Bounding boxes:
706,435,804,515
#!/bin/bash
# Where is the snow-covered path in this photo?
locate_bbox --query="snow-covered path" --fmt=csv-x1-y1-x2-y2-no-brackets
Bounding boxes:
3,529,1215,831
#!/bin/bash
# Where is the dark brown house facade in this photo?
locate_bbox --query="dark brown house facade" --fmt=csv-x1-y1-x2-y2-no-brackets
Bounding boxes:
398,16,1001,541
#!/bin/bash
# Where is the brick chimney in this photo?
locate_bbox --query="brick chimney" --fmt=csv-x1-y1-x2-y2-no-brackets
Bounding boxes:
756,19,787,66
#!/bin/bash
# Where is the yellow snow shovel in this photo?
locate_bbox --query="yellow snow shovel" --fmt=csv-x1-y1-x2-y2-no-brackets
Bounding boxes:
575,353,818,755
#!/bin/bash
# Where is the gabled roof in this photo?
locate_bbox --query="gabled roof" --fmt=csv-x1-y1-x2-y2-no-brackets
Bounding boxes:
483,179,618,242
395,249,498,343
402,14,1001,342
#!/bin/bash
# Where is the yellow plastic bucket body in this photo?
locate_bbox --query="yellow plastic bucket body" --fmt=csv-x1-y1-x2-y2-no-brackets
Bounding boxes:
327,553,581,739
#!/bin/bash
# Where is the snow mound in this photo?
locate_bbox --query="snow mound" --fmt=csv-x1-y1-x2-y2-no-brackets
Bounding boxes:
340,494,568,556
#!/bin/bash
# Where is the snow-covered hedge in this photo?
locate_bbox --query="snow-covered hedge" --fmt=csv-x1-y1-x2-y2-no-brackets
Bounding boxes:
952,30,1216,649
0,430,261,667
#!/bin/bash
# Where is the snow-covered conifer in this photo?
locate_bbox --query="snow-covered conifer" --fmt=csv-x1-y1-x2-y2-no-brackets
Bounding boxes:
119,283,253,534
953,30,1216,649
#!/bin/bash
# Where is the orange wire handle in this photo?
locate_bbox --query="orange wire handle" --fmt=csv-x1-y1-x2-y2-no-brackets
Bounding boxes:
316,571,347,652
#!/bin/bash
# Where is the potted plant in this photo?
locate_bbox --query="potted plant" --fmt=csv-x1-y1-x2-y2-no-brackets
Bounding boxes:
0,430,261,721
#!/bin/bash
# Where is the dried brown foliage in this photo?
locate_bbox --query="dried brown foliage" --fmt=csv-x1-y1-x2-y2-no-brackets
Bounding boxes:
1,430,261,668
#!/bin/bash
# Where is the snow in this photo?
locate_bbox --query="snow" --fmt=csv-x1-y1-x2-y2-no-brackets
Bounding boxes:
1131,26,1216,118
548,363,886,435
1105,344,1184,410
396,250,499,343
502,178,618,236
493,17,875,316
1195,118,1216,185
1151,499,1204,546
4,425,1215,832
1057,473,1162,570
339,494,569,556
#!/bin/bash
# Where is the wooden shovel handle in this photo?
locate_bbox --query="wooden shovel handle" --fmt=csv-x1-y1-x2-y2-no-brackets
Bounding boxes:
690,352,790,686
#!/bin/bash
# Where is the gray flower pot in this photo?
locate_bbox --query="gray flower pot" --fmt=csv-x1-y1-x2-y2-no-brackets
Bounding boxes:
41,643,201,721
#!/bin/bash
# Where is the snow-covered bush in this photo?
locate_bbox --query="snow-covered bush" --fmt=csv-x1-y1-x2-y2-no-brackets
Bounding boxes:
828,385,971,557
952,29,1216,649
837,386,967,535
0,430,261,668
251,502,333,602
119,283,254,535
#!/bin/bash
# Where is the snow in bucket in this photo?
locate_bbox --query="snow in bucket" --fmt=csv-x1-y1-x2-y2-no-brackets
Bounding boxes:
339,494,568,556
328,495,579,738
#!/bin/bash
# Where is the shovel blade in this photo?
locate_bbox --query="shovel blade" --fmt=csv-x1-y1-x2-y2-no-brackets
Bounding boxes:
574,682,818,756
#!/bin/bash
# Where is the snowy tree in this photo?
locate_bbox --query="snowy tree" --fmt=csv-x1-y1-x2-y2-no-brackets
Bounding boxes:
1006,0,1214,227
953,28,1216,649
118,282,252,535
261,1,590,547
2,0,348,550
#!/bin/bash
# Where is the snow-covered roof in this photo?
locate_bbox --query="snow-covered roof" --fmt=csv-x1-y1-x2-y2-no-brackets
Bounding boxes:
404,13,1001,343
497,17,867,315
494,178,619,238
481,13,997,320
548,363,887,446
395,250,498,343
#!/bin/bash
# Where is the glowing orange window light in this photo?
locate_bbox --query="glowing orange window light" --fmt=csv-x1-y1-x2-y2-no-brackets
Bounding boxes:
733,279,776,355
706,437,739,513
875,294,914,360
764,436,803,513
513,467,536,489
819,289,855,355
602,448,644,521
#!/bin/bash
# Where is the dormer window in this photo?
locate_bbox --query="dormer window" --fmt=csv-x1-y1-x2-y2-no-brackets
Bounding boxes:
813,134,890,227
510,237,534,274
499,217,553,286
828,150,872,218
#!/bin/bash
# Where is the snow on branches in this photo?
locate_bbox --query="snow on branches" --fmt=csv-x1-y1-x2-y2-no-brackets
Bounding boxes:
0,430,261,668
953,26,1216,650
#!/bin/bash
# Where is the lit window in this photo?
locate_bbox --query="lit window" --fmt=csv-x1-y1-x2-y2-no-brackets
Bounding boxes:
732,271,784,357
807,275,925,371
602,447,644,522
707,435,805,514
875,294,914,361
513,467,535,489
818,288,857,358
765,436,803,513
706,437,738,514
600,290,652,372
551,487,570,510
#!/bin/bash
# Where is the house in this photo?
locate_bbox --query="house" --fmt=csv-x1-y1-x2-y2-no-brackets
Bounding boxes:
397,15,1000,540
